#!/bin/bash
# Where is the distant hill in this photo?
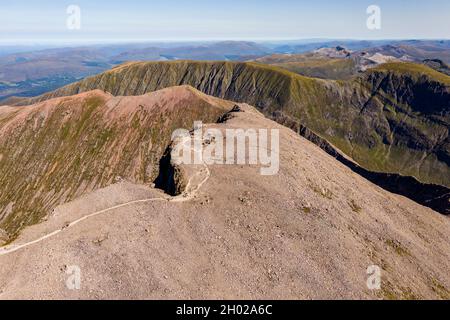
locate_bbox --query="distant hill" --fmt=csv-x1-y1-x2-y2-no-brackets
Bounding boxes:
271,40,450,63
252,45,434,80
111,41,270,63
423,59,450,76
0,47,115,100
253,51,357,80
355,42,450,64
0,41,271,100
2,40,449,100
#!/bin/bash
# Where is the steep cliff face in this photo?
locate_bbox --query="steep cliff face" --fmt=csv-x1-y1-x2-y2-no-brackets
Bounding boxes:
363,63,449,116
9,61,450,187
352,64,449,185
0,86,231,240
271,110,449,215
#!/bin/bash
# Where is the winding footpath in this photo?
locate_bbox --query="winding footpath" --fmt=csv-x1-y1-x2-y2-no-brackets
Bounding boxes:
0,137,211,257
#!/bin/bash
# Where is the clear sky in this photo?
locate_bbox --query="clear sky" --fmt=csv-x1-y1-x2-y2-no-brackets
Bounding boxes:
1,0,449,44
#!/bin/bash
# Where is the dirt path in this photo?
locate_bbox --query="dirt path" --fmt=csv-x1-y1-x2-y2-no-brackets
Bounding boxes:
0,198,168,256
0,137,211,256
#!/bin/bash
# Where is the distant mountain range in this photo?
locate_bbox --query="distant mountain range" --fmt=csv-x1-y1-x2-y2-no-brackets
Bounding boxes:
254,43,450,80
1,40,450,100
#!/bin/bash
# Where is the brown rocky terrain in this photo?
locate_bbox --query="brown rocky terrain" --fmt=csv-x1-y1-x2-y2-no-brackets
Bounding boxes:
0,98,449,299
0,86,232,241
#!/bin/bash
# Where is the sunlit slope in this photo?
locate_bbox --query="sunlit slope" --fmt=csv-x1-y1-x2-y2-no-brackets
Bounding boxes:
0,86,231,240
254,53,357,80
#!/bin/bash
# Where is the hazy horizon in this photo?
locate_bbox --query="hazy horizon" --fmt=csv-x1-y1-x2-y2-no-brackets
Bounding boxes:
1,0,450,45
1,38,450,48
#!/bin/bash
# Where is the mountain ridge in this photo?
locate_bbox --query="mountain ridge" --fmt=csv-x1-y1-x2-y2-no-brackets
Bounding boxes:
7,60,449,189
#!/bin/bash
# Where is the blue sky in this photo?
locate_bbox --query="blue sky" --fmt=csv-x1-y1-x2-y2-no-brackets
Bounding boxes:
1,0,449,44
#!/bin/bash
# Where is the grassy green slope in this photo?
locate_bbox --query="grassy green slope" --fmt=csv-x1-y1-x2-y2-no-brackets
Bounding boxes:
273,59,356,80
253,53,357,80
